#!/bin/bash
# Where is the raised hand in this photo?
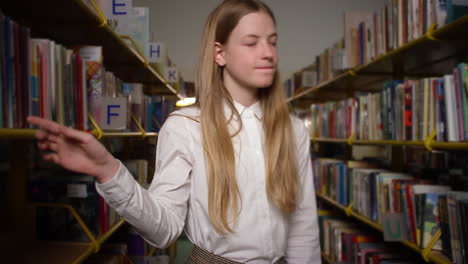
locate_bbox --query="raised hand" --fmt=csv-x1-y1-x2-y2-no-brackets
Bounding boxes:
27,116,120,183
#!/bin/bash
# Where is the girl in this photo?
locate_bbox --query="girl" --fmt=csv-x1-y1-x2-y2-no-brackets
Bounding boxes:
27,0,321,263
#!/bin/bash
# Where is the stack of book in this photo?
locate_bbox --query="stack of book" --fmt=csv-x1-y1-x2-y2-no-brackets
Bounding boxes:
308,63,468,142
284,1,468,98
313,157,468,262
319,211,416,263
0,11,179,132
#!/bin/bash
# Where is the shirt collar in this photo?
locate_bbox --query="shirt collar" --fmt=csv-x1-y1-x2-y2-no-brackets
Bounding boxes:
230,99,263,120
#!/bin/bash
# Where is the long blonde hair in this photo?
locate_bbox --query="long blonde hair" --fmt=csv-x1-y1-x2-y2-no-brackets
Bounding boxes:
196,0,298,234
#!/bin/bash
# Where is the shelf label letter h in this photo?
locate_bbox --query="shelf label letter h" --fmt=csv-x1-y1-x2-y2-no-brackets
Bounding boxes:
149,42,165,63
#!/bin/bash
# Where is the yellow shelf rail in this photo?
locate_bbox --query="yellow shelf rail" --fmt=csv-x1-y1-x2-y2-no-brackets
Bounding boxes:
32,203,126,264
0,113,158,140
131,114,147,139
0,128,158,139
310,137,468,150
316,194,451,264
0,128,37,139
321,252,332,264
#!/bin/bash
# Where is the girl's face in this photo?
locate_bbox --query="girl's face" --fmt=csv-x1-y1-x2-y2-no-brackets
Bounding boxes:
215,11,278,90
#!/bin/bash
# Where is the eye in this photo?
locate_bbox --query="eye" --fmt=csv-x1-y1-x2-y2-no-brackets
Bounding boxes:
245,42,257,47
270,41,277,47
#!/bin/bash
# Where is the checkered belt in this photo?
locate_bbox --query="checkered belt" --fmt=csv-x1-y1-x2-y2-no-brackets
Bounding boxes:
187,245,287,264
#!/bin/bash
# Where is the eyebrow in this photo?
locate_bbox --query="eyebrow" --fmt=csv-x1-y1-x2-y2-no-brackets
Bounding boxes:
243,33,278,39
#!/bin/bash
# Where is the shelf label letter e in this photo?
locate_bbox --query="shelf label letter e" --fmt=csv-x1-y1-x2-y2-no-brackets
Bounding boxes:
112,0,132,16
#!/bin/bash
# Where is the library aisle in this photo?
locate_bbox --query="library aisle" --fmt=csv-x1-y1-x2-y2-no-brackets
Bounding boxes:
2,0,468,263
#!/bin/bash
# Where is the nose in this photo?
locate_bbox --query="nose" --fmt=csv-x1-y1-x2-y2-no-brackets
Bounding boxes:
261,41,275,60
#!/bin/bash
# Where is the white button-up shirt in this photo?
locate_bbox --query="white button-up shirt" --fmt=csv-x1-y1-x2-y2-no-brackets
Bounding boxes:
96,100,321,263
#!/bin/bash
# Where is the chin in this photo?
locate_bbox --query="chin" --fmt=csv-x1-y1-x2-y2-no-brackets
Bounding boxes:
249,76,274,88
255,79,274,88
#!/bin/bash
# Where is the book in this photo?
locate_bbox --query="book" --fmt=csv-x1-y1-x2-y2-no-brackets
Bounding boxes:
76,46,104,125
444,74,458,141
457,63,468,140
446,0,468,23
458,200,468,263
438,195,452,258
344,12,372,68
447,191,468,263
354,243,387,264
421,192,444,249
318,214,341,249
376,173,412,223
332,226,359,262
405,184,450,244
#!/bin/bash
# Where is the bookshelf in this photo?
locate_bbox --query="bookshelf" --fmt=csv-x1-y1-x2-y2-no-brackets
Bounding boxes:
1,141,128,263
287,15,468,105
317,193,451,264
0,219,127,264
0,0,179,137
0,1,172,262
287,8,468,264
0,0,180,97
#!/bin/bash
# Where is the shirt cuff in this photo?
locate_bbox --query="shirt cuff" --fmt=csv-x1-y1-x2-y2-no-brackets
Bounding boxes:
95,160,135,206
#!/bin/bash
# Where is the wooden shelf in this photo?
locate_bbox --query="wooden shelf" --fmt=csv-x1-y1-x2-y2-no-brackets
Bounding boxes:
288,15,468,104
316,194,452,264
0,0,180,97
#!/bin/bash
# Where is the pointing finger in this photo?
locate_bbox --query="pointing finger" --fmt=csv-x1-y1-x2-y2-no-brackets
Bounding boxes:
27,116,63,135
61,126,92,143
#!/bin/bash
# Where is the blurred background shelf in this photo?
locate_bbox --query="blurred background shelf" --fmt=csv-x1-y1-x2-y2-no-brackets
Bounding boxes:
0,0,180,97
288,15,468,104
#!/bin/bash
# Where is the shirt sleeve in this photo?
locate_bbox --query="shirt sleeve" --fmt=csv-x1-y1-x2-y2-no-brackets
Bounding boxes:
95,115,193,249
286,119,322,264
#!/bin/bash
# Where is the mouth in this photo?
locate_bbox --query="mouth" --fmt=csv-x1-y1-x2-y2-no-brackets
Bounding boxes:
255,66,275,71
